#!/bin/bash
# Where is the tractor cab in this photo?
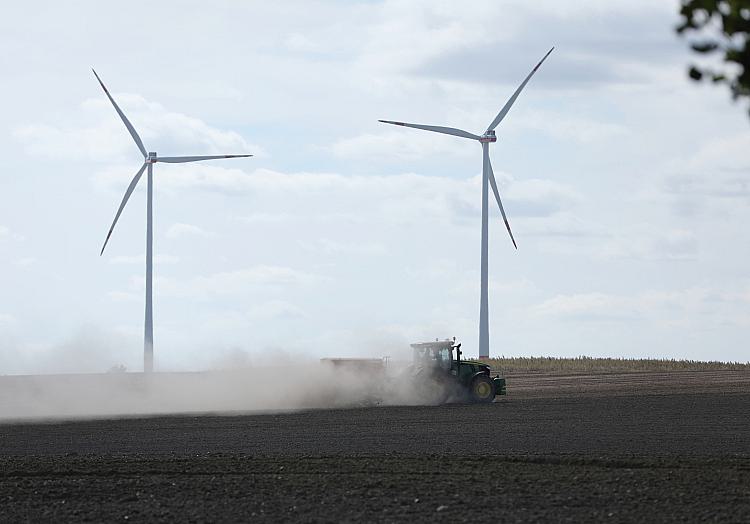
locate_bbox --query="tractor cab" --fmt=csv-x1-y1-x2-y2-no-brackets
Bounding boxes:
411,339,454,371
409,339,507,402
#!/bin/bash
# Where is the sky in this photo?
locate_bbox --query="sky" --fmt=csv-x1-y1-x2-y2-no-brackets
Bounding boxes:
1,0,749,373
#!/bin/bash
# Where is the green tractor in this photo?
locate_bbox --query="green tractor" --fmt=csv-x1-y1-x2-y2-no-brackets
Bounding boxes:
410,339,507,404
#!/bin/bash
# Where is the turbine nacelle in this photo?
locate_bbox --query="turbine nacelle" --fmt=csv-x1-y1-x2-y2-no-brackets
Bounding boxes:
147,152,158,163
479,130,497,143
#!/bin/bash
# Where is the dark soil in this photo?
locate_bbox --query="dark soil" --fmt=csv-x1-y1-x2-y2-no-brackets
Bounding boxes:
1,371,748,522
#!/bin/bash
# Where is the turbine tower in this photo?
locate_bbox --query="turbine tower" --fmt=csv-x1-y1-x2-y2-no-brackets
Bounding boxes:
93,70,252,373
379,48,553,358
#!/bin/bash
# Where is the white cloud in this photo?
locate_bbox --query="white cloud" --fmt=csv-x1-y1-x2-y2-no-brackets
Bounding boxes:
247,300,306,320
237,212,295,224
532,285,750,327
284,33,321,54
519,212,604,238
94,166,579,228
12,121,131,162
503,176,583,217
331,130,475,161
165,223,213,239
679,132,750,177
642,132,750,219
358,1,505,74
519,110,630,144
529,212,703,262
13,94,262,162
106,290,140,303
299,238,387,256
12,257,37,267
0,225,23,241
152,266,326,298
596,228,697,261
0,314,16,325
533,292,638,320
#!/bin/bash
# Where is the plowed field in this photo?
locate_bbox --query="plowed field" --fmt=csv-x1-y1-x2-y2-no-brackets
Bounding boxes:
1,371,748,522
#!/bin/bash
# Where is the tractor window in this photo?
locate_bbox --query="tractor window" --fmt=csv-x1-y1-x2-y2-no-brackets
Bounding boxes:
438,348,452,370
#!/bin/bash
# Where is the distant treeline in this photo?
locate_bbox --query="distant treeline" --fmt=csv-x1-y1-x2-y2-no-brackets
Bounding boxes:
484,356,750,373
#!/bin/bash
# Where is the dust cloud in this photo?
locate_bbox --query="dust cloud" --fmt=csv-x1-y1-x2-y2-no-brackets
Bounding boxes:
0,356,438,421
0,326,457,421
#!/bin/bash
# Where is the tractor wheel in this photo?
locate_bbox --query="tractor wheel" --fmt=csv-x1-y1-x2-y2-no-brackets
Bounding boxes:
417,379,450,405
469,375,496,403
413,367,449,405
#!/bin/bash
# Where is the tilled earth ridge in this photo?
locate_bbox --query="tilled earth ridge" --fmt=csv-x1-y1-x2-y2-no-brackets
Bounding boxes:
2,455,748,522
1,371,749,522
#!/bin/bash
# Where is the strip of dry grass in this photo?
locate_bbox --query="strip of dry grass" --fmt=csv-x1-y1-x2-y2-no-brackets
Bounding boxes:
483,356,750,374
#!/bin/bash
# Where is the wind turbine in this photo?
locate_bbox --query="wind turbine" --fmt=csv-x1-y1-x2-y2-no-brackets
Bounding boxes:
379,48,553,359
93,69,252,373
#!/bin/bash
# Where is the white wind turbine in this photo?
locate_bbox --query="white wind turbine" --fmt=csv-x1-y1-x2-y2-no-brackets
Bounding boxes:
93,70,252,373
379,48,553,358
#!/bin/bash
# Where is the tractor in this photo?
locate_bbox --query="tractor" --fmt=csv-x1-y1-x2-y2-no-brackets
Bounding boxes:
409,339,506,404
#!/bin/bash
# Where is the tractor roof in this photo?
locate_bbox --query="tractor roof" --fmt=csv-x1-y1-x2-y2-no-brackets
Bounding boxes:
410,340,455,351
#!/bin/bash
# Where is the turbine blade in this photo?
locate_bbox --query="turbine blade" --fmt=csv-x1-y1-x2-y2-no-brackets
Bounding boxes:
100,163,148,256
156,154,253,163
92,69,148,158
486,47,554,132
487,155,517,249
378,120,481,141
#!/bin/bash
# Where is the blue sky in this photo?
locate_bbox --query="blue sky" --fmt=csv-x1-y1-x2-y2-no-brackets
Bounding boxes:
1,1,749,372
